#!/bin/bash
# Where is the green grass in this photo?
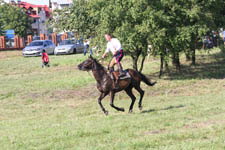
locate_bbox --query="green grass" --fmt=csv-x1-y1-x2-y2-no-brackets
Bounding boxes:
1,49,225,150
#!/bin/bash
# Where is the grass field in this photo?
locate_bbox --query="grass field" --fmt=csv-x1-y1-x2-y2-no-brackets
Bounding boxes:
1,49,225,150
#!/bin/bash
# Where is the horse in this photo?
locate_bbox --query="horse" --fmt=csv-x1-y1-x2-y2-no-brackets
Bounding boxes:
77,56,156,115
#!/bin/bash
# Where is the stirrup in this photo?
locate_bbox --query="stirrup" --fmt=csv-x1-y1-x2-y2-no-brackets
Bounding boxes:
119,71,126,77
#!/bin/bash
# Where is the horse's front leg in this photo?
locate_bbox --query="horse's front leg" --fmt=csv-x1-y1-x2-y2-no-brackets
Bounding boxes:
109,91,125,112
98,92,109,115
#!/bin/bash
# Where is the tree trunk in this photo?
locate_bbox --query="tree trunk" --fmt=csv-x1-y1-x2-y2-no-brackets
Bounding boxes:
139,55,146,73
191,34,197,65
191,48,195,65
165,60,169,73
159,54,164,77
159,53,170,77
132,49,141,71
185,49,191,61
172,52,181,71
132,56,138,71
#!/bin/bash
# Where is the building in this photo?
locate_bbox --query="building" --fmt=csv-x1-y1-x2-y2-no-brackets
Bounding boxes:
10,0,51,36
50,0,72,33
51,0,72,11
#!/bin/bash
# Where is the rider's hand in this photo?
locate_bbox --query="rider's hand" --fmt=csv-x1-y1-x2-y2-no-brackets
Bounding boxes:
99,57,104,63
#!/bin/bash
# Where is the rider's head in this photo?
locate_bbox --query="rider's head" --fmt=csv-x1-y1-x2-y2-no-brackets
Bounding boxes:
105,33,112,42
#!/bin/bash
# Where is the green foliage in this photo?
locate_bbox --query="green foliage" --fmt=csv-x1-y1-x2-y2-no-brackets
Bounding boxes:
146,0,225,69
0,3,32,37
0,0,5,35
52,0,225,71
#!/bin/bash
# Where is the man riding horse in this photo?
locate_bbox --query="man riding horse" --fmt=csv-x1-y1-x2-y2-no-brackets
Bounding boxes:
78,34,156,115
102,33,126,81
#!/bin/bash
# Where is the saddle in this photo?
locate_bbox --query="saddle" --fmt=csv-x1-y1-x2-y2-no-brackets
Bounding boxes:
109,70,131,81
107,70,131,89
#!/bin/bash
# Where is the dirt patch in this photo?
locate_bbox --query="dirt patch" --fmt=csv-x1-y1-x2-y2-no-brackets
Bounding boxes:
50,84,99,100
24,83,100,100
184,120,225,129
143,129,166,135
0,51,21,59
143,120,225,136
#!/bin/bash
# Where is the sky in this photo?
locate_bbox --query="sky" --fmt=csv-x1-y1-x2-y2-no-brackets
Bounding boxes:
4,0,72,5
4,0,48,5
22,0,49,5
4,0,67,5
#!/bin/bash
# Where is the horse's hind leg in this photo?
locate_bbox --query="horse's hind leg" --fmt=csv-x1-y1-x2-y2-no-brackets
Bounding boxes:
125,86,136,113
134,83,145,111
109,91,125,112
98,92,109,115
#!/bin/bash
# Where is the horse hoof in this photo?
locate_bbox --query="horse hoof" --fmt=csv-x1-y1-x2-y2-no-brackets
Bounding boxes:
104,111,108,115
121,108,125,112
129,110,133,113
139,106,143,111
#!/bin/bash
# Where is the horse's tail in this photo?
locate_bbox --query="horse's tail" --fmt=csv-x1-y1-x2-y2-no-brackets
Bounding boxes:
138,72,156,86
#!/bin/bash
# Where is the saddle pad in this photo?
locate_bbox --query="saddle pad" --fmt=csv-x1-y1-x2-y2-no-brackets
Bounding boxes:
109,70,131,80
119,72,131,79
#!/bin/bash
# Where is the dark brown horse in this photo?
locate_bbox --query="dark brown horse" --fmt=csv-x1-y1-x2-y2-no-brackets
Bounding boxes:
78,56,156,115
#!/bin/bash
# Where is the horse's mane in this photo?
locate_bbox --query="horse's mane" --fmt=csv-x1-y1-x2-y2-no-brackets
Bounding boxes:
92,58,107,71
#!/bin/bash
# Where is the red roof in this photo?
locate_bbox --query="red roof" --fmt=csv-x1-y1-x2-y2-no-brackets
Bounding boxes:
17,2,51,18
29,14,40,18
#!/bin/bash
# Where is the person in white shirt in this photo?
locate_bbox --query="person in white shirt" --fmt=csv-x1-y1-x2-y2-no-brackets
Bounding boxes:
83,38,93,56
102,33,125,77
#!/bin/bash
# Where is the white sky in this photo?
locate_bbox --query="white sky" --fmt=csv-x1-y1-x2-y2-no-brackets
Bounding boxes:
22,0,49,5
4,0,71,6
4,0,48,5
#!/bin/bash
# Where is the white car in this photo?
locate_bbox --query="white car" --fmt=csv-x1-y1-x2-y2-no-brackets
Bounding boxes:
22,40,55,57
54,39,84,55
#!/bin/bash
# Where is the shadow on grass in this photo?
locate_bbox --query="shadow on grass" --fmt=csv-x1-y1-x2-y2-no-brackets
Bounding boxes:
149,49,225,80
141,104,185,113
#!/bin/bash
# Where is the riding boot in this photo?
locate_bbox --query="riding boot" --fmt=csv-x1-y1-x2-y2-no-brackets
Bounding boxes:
109,67,114,73
109,67,114,79
117,62,126,77
113,63,124,89
109,67,118,89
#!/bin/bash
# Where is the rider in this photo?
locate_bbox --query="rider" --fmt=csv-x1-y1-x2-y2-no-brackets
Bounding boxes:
102,33,126,77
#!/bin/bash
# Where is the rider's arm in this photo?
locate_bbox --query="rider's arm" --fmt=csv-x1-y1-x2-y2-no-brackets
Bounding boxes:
102,43,110,58
102,51,108,59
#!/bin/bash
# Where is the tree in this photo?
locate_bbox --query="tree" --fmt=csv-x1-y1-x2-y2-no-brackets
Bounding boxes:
147,0,225,75
54,0,225,74
0,0,5,35
49,0,92,38
95,0,153,71
179,0,225,66
52,0,152,72
0,3,32,37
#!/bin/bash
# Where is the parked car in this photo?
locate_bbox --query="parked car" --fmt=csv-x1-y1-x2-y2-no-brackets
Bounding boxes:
22,40,55,57
54,39,84,55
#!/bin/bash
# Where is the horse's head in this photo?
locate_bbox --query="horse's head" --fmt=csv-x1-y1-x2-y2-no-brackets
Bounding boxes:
78,56,95,71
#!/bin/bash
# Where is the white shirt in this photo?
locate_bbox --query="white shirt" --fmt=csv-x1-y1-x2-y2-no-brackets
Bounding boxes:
105,38,122,54
84,39,90,46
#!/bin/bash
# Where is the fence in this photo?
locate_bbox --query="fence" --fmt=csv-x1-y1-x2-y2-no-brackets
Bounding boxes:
0,33,70,51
